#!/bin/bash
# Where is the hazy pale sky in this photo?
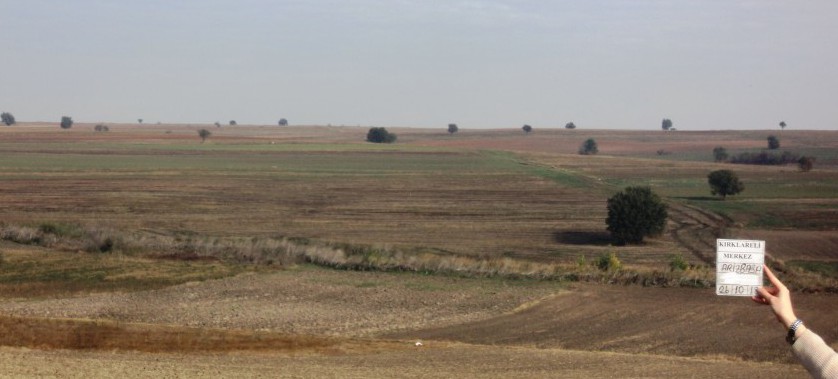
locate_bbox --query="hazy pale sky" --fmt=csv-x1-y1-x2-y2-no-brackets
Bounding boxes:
2,1,836,129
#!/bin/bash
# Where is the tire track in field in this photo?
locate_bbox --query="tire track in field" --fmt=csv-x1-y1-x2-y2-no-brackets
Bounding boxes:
666,202,731,265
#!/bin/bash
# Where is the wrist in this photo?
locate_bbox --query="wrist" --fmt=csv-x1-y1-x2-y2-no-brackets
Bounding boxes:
781,314,798,329
786,319,804,345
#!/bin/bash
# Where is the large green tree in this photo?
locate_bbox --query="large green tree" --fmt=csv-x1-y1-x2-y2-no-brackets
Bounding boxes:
605,186,668,244
708,170,744,200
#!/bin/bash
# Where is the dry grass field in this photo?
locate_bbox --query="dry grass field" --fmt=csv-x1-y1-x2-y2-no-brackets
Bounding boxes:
0,122,836,377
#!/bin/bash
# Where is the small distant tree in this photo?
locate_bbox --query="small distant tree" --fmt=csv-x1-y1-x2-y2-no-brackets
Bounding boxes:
214,121,221,128
578,138,598,155
798,156,815,172
767,135,780,150
565,122,576,129
229,120,237,126
605,186,668,244
448,123,458,134
779,121,786,131
60,116,73,129
366,127,396,143
138,118,143,124
198,128,211,143
661,118,673,131
712,146,728,162
278,118,288,126
708,169,744,200
522,124,532,134
1,112,15,126
94,124,109,132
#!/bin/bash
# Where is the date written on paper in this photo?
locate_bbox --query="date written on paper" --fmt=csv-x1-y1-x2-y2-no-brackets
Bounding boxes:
716,284,760,296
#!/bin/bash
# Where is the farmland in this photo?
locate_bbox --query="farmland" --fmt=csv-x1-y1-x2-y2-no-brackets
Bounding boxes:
0,123,836,377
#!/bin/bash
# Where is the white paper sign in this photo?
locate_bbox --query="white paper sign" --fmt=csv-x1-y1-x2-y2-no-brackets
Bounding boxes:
716,239,765,296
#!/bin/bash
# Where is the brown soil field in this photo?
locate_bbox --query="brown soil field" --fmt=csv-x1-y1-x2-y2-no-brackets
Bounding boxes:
1,124,836,377
0,267,819,377
0,344,806,378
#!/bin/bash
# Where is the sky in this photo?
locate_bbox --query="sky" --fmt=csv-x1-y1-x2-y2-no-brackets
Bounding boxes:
1,0,836,130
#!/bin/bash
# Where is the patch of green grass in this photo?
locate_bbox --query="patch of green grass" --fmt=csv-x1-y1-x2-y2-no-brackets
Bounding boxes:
524,165,591,188
0,246,249,297
787,260,838,279
0,149,522,177
37,222,84,238
686,198,838,229
480,151,593,188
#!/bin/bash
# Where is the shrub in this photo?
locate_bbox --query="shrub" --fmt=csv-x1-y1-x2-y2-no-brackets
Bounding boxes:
214,122,221,128
578,138,598,155
278,118,288,126
606,186,668,244
565,122,576,129
729,151,799,165
60,116,73,129
522,124,532,134
366,127,396,143
1,112,15,126
39,222,84,238
596,252,622,271
576,255,587,268
670,254,689,271
138,118,143,124
707,169,744,200
798,156,815,172
767,135,780,150
656,149,670,156
94,124,109,132
229,120,237,126
712,147,728,162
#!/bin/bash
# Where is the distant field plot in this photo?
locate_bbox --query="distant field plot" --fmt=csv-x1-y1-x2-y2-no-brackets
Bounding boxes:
1,125,835,270
0,133,621,264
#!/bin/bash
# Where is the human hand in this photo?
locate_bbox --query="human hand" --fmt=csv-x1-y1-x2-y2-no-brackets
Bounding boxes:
751,265,797,329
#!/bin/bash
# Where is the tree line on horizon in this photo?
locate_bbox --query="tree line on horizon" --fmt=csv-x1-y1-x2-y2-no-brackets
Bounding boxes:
2,111,798,133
